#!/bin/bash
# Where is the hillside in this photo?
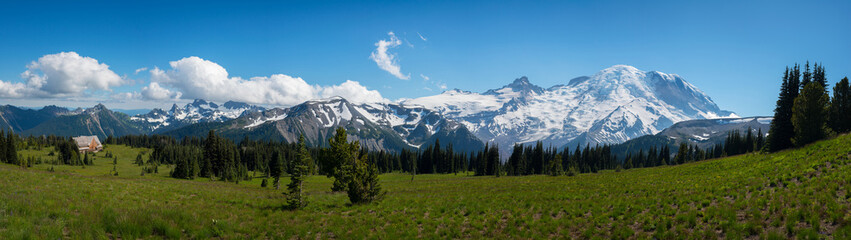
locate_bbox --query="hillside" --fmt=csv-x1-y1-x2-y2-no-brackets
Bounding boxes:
0,105,70,132
3,134,851,238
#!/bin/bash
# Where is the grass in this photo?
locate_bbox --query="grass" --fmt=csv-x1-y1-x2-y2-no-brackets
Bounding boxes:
2,135,851,239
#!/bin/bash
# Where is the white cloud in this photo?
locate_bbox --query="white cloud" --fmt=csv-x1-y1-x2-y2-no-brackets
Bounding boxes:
110,92,141,101
370,32,410,80
0,80,28,98
134,67,148,74
20,52,124,97
438,83,447,90
320,80,387,103
150,56,386,105
417,32,428,41
0,52,125,99
420,74,430,81
141,82,181,100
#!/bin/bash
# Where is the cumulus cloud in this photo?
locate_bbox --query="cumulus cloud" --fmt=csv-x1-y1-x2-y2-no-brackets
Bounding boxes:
319,80,387,103
141,82,181,100
420,74,430,81
370,32,410,80
20,52,124,97
0,52,125,99
134,67,148,74
150,56,386,105
0,80,28,98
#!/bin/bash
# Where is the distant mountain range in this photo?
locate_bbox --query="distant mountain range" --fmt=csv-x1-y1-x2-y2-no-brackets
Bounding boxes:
131,99,267,133
610,117,771,158
161,97,484,153
0,65,742,156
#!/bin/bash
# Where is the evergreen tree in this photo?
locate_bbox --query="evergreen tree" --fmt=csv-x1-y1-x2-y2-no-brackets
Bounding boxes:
6,132,17,165
801,61,812,88
270,149,284,189
135,153,144,166
327,127,358,192
792,82,832,147
547,154,563,176
287,135,310,209
829,77,851,133
767,65,800,152
813,62,827,89
0,130,5,163
486,144,500,176
201,130,218,178
345,150,383,204
675,142,688,165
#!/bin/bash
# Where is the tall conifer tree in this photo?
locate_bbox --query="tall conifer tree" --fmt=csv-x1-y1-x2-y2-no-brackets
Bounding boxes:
829,77,851,133
792,82,832,146
767,65,799,152
287,135,310,209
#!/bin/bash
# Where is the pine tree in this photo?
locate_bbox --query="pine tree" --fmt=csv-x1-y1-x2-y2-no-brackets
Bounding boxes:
0,130,6,163
801,61,811,88
792,82,832,147
328,127,358,192
202,130,218,178
813,62,827,89
270,149,283,189
767,65,800,152
287,135,310,209
346,152,383,204
135,153,144,166
487,144,500,176
6,132,17,165
547,154,563,176
675,142,688,165
829,77,851,133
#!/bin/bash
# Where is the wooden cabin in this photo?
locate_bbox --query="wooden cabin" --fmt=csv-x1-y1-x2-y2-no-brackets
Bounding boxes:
73,136,103,153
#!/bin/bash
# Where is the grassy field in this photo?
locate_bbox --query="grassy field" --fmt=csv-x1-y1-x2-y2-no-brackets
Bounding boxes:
2,136,851,239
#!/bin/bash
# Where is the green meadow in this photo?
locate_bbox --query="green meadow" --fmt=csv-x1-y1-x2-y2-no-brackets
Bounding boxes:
2,135,851,239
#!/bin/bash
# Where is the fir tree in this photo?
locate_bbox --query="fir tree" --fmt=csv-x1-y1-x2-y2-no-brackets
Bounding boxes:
801,61,812,88
792,82,832,147
547,154,563,176
6,132,17,165
270,149,283,189
812,62,827,89
345,153,383,204
327,127,358,192
767,65,800,152
135,153,144,166
829,77,851,133
287,135,311,209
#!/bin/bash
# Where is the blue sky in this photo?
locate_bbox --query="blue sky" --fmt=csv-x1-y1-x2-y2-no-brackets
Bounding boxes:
0,0,849,116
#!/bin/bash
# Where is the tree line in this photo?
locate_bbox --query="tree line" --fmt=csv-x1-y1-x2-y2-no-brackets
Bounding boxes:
767,62,851,152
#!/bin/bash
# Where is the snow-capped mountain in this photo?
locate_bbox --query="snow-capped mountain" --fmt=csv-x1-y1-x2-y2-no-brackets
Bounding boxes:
402,65,736,151
131,99,266,132
167,96,483,152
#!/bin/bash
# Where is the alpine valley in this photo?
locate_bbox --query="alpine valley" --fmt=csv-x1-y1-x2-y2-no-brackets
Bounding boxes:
1,65,743,155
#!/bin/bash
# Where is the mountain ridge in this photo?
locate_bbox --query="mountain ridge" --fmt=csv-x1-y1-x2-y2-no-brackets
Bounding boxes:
402,65,736,155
